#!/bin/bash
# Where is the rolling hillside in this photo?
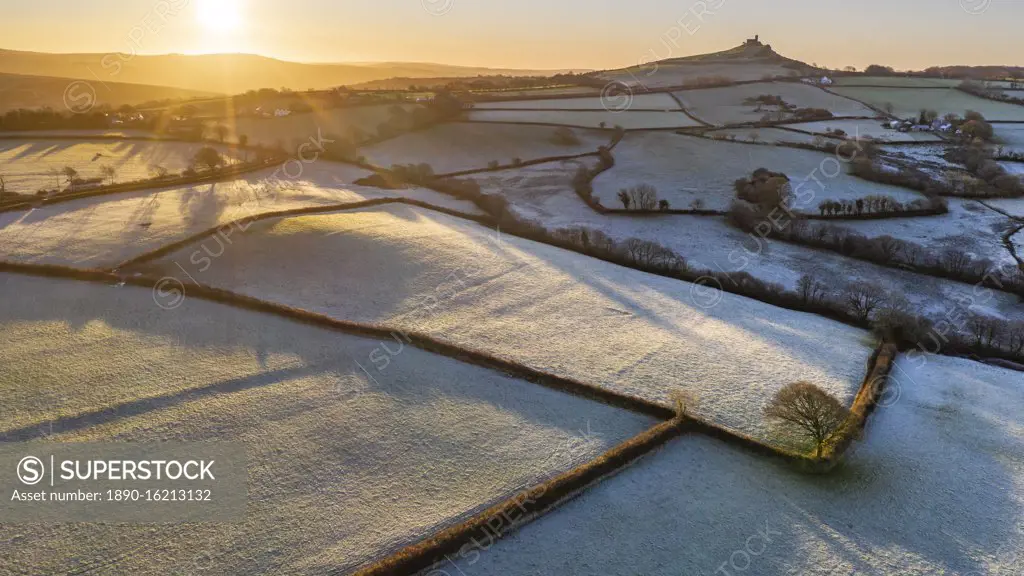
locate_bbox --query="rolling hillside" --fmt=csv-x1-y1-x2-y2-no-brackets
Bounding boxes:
0,49,571,95
0,71,217,113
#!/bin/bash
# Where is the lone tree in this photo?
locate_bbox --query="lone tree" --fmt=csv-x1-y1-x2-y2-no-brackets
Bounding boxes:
764,381,850,457
238,134,249,162
62,166,79,192
192,146,225,172
99,165,117,185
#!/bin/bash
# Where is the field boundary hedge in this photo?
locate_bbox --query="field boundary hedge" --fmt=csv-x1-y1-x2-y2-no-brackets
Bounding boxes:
349,418,689,576
817,341,899,469
0,261,674,422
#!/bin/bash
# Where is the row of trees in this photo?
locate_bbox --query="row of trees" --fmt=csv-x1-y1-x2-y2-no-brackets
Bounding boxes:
816,195,947,217
616,183,669,211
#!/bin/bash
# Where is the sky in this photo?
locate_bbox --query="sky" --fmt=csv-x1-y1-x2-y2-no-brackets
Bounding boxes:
1,0,1021,71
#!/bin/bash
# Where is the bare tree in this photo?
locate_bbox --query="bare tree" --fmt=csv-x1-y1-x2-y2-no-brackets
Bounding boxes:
874,235,903,261
941,249,973,276
62,166,78,192
0,173,5,203
150,165,170,179
967,314,1002,349
99,165,117,185
764,381,850,457
845,281,885,321
797,274,827,306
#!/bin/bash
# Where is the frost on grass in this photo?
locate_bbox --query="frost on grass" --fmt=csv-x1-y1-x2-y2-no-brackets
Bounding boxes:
0,161,482,268
466,109,703,129
592,132,924,211
449,355,1024,576
0,139,243,193
473,93,680,111
830,86,1024,121
360,122,611,174
837,198,1020,268
0,273,654,574
141,204,875,445
780,118,942,142
469,157,1023,327
673,82,875,125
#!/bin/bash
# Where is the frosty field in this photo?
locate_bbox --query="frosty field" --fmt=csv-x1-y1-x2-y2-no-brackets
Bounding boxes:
472,92,680,110
782,118,944,142
450,354,1024,576
472,157,1024,326
704,127,826,145
996,124,1024,153
0,139,242,194
592,132,925,212
673,82,875,125
0,161,482,268
466,109,704,129
360,122,611,174
0,272,654,574
137,203,876,445
832,76,962,88
829,86,1024,121
836,198,1019,268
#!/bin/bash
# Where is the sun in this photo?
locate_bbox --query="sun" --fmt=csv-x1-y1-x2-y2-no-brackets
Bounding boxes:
197,0,243,32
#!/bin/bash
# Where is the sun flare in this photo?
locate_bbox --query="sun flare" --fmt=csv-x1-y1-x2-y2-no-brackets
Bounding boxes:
197,0,243,33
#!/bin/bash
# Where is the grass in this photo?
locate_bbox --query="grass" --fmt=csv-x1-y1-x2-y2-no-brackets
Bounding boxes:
829,86,1024,121
466,109,703,129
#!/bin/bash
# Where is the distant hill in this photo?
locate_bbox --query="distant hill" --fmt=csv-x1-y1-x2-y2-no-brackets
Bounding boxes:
0,72,217,113
599,38,818,88
0,49,575,95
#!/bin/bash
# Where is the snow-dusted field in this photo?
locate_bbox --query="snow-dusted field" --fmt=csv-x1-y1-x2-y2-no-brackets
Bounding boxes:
0,272,653,575
704,127,825,145
218,104,417,147
472,157,1024,326
0,129,155,138
473,93,679,110
833,76,962,88
829,87,1024,121
837,198,1019,268
602,62,799,88
996,125,1024,153
0,139,242,194
473,86,599,98
449,355,1024,576
782,118,944,142
673,82,875,125
466,109,704,129
360,122,610,174
0,161,483,268
139,203,876,445
593,132,925,212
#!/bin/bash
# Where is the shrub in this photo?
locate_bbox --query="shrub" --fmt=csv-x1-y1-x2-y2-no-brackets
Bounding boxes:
764,381,850,457
734,168,791,209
